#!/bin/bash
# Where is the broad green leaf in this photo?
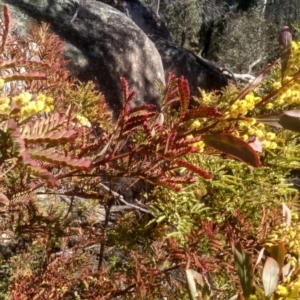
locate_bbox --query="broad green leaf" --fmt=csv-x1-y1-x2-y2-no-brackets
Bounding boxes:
262,257,280,297
202,133,261,167
233,242,253,298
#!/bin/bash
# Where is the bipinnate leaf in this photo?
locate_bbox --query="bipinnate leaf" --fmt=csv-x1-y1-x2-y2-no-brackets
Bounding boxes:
178,75,190,113
262,257,280,297
202,133,261,167
0,59,50,70
233,242,253,298
128,104,157,115
123,112,156,132
28,149,91,171
269,243,286,272
0,6,11,53
21,153,58,187
21,113,67,137
175,159,212,179
2,72,47,82
24,129,77,143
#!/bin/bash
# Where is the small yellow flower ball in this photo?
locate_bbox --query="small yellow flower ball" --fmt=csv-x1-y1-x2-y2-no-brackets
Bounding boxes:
273,82,281,89
276,97,285,105
266,132,276,140
35,100,45,111
191,120,201,129
248,118,257,125
46,97,54,105
276,284,289,296
262,140,271,148
194,141,205,153
248,128,255,135
291,41,298,51
256,123,265,130
265,103,274,109
269,142,278,149
0,96,9,106
44,104,54,113
0,103,10,115
13,92,32,106
255,129,264,139
76,114,91,127
292,280,300,288
36,93,46,102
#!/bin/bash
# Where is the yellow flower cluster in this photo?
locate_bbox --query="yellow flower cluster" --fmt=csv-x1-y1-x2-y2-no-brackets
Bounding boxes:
265,41,300,109
276,280,300,299
285,41,300,77
238,119,278,149
268,80,300,108
20,93,54,118
0,96,10,115
276,285,289,297
186,134,205,153
0,92,54,118
75,114,91,127
265,223,300,256
200,90,213,105
191,120,201,129
229,93,261,118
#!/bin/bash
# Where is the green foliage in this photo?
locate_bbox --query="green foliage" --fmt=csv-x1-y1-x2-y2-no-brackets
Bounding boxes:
142,0,202,49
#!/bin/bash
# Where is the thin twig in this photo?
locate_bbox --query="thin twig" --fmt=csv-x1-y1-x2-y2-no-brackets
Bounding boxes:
99,183,149,214
98,192,114,270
